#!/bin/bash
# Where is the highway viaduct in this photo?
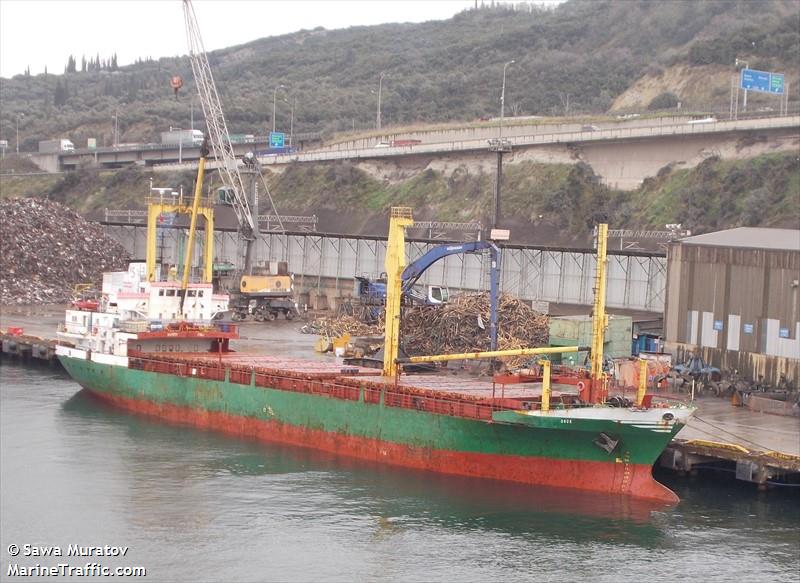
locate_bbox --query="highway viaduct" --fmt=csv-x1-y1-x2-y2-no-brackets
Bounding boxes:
32,114,799,190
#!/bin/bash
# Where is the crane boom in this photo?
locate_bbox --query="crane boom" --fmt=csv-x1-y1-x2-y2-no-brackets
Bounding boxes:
182,0,257,244
401,241,498,293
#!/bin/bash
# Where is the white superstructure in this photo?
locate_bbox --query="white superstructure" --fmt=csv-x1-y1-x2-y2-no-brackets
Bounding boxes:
56,266,231,364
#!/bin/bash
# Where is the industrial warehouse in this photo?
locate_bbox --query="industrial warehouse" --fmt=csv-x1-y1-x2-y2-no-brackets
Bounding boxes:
666,227,800,388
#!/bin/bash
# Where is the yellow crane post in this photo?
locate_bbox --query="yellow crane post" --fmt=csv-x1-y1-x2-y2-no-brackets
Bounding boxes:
382,207,414,377
590,223,609,402
181,139,209,298
539,359,552,412
145,144,214,287
637,358,648,407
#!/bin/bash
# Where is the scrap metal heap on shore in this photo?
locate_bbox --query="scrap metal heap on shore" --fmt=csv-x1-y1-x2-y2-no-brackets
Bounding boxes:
0,198,129,304
309,292,549,367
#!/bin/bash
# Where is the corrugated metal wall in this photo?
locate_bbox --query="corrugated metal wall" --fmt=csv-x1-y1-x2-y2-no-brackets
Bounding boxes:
665,242,800,383
105,226,667,313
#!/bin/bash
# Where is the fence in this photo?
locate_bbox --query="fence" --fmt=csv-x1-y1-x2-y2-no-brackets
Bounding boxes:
105,226,666,312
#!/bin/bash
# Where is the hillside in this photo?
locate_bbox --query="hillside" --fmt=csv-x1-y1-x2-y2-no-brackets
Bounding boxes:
1,0,798,150
3,152,797,246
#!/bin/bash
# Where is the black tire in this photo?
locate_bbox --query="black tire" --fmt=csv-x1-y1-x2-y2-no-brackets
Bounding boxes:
285,310,296,321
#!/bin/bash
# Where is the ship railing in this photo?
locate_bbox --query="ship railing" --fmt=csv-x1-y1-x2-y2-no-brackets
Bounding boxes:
127,353,512,422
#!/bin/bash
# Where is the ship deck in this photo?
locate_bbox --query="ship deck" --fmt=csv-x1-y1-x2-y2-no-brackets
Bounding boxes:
139,351,577,403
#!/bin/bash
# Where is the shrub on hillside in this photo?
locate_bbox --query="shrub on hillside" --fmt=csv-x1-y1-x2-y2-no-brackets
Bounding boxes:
648,91,679,110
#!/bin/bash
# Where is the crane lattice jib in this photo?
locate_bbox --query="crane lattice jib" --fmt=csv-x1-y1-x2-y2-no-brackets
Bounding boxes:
182,0,255,239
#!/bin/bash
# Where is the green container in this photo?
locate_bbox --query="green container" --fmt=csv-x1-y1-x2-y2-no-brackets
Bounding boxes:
549,314,633,362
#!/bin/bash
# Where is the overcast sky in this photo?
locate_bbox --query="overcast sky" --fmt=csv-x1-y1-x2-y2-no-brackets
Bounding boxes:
0,0,486,78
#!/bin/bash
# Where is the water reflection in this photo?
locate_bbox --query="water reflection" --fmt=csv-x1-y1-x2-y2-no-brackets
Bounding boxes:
5,364,797,582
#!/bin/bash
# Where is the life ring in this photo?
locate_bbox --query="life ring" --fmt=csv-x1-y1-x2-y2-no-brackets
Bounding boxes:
577,381,586,392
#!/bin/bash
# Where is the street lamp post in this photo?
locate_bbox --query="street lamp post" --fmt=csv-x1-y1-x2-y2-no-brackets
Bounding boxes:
488,59,515,231
376,72,386,130
272,84,286,133
499,60,514,139
15,113,24,154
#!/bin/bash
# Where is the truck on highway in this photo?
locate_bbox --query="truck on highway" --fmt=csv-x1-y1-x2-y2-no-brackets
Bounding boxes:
160,129,204,147
38,139,75,153
389,139,422,147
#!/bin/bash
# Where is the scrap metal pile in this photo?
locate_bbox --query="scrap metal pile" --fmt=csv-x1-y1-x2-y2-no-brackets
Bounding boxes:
402,293,549,357
309,293,549,363
0,198,130,304
304,315,384,338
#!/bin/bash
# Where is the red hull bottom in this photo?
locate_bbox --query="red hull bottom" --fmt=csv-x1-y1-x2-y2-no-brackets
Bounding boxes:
91,390,678,504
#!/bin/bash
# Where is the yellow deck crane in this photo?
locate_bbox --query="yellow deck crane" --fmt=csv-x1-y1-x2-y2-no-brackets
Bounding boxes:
145,140,214,287
589,223,609,402
383,212,613,409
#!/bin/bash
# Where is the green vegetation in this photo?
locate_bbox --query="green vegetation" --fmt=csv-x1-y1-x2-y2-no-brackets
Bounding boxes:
632,153,800,231
8,152,794,244
1,1,797,151
2,0,797,243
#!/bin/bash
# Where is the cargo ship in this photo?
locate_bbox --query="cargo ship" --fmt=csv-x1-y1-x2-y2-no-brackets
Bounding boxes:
55,211,694,504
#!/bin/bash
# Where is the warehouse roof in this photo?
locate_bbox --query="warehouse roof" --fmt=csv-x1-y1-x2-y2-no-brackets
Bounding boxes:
679,227,800,251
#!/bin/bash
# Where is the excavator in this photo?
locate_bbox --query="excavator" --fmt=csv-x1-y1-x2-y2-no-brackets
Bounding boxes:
354,239,502,350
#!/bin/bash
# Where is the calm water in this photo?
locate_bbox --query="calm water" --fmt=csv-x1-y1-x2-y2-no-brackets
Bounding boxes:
1,363,798,582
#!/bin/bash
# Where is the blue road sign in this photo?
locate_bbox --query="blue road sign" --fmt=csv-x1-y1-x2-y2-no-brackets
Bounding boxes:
269,131,285,148
740,68,785,94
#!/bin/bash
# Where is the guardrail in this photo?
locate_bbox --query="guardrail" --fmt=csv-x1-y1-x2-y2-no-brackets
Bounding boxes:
259,115,800,166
